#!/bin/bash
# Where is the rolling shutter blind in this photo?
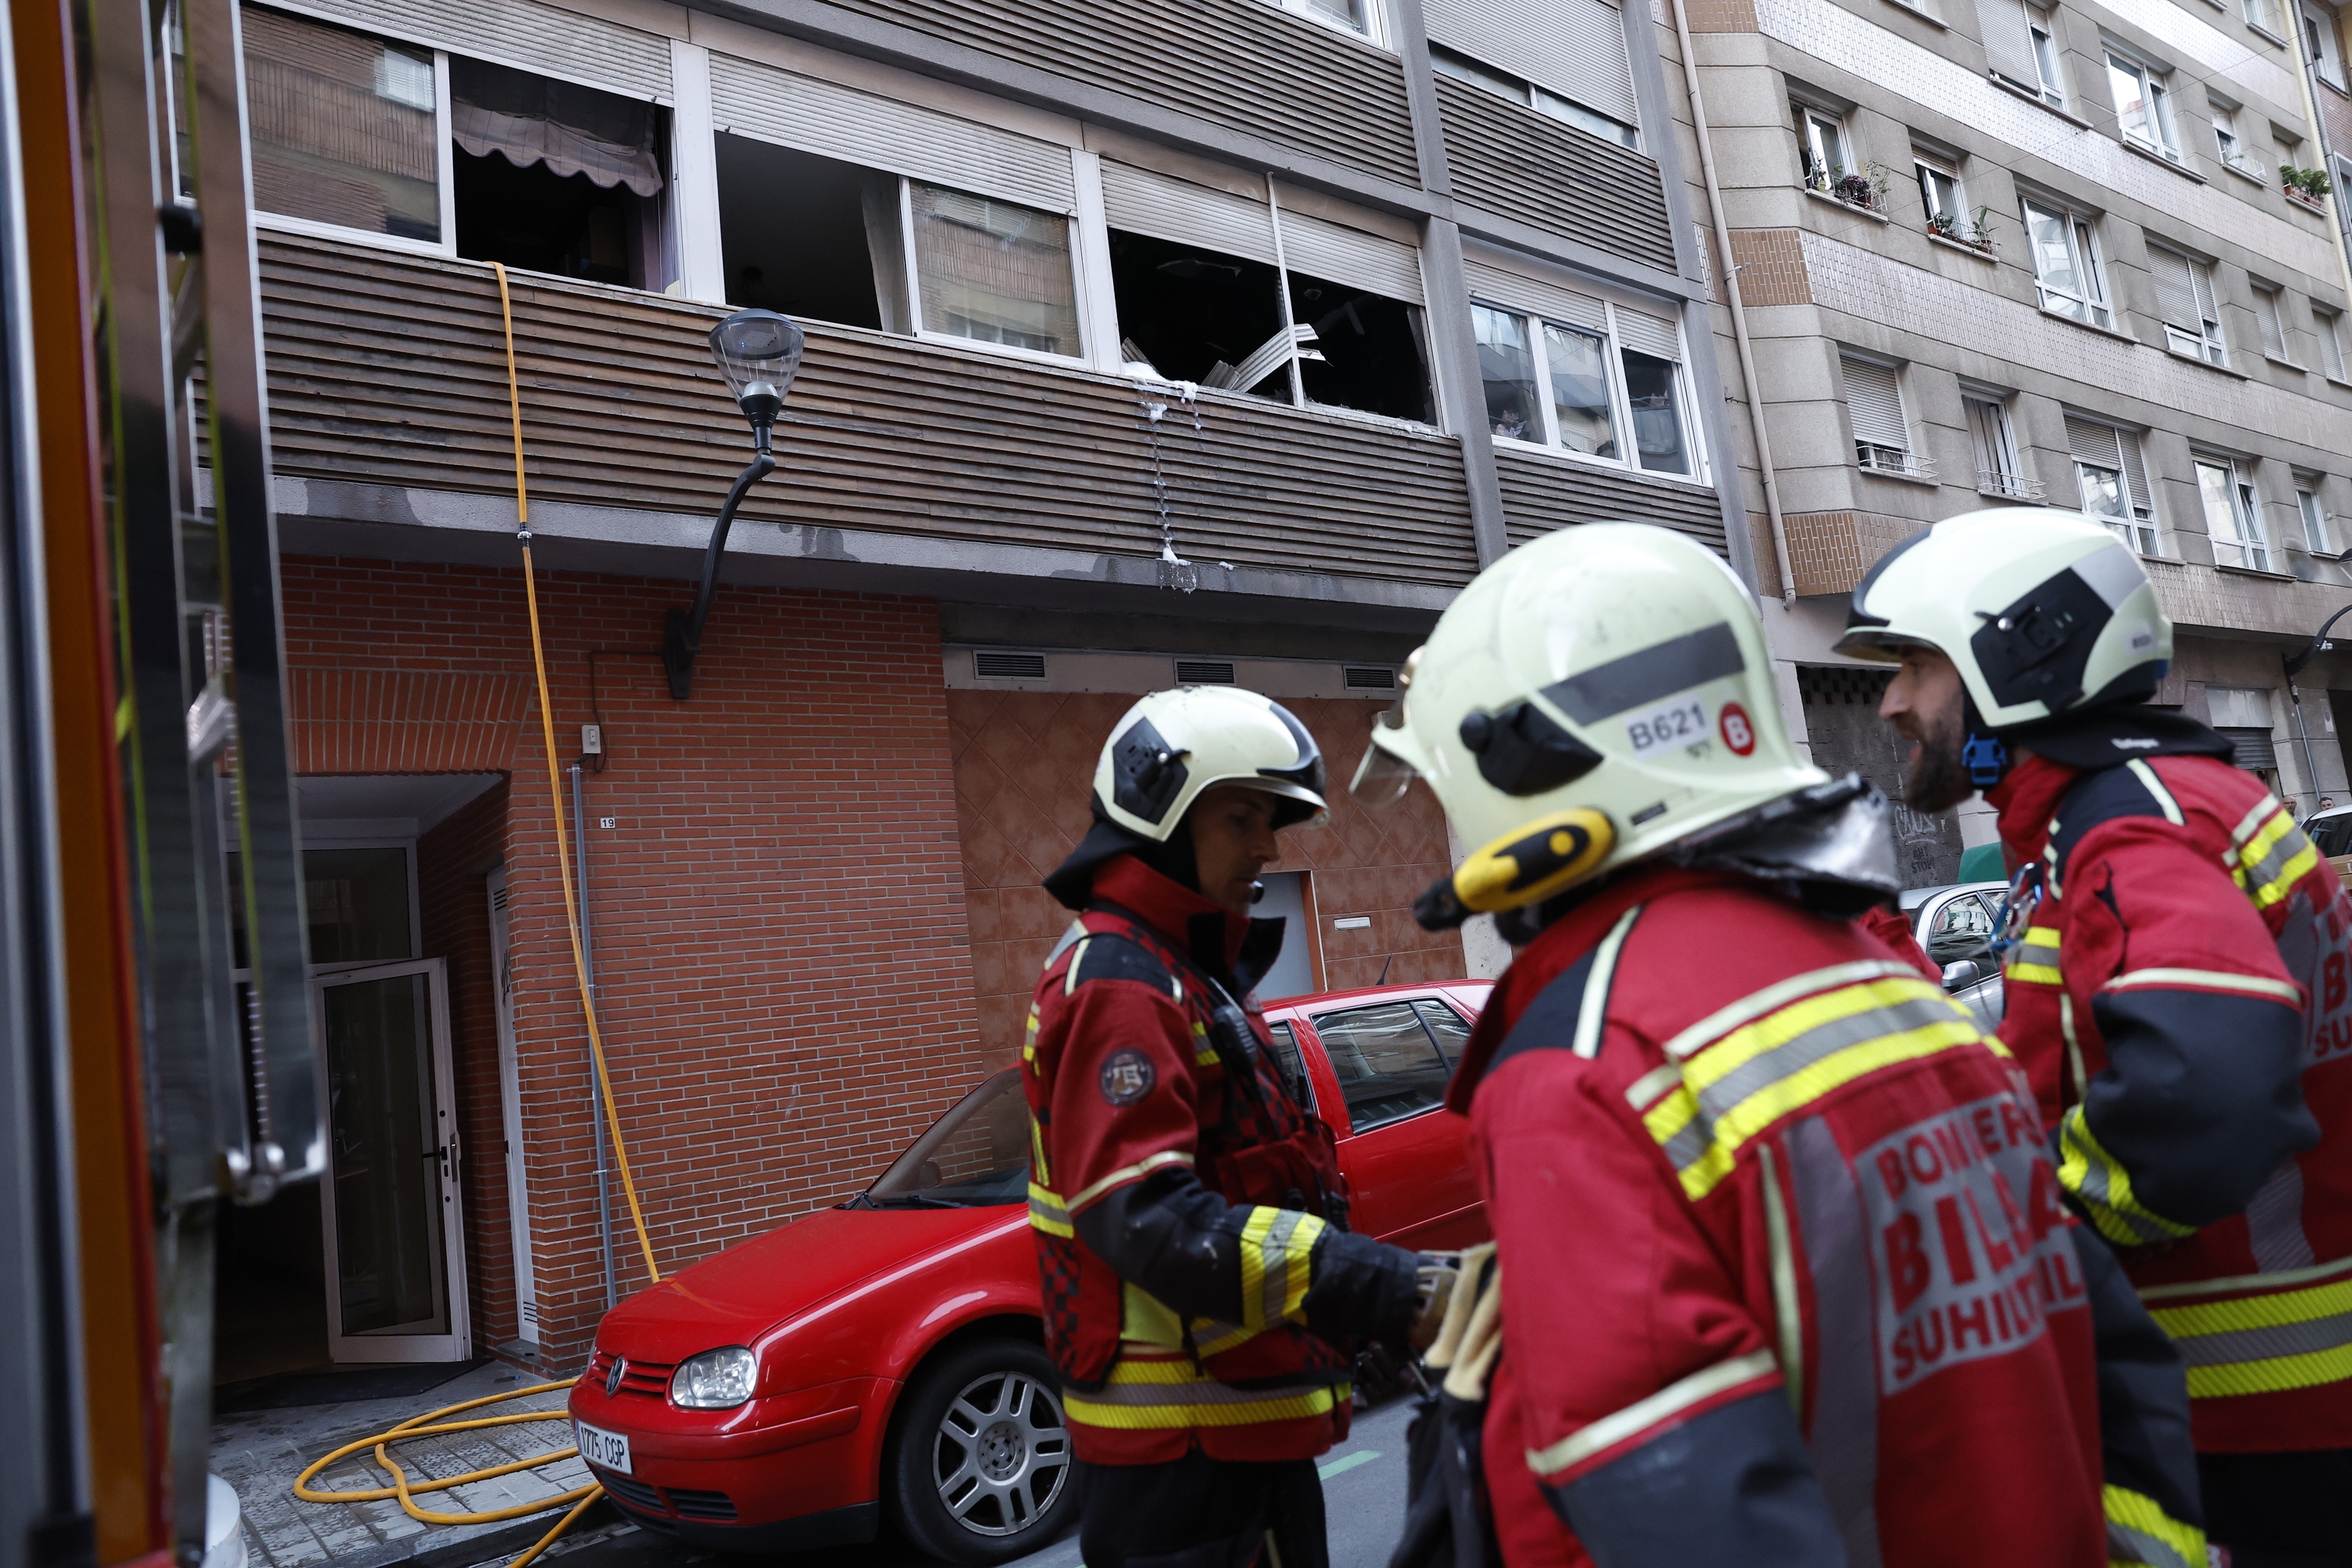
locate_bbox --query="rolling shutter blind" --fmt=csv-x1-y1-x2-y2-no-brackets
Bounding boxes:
710,56,1076,213
1617,305,1683,361
2192,262,2223,323
1425,0,1638,127
2118,430,2153,511
1976,0,2044,90
1461,258,1606,330
2147,247,2202,328
1098,162,1278,265
277,0,673,99
1842,358,1908,448
2221,728,2278,770
2066,416,2123,470
1278,209,1424,302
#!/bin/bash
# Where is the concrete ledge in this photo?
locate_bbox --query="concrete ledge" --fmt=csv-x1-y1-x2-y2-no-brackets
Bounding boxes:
270,477,1458,633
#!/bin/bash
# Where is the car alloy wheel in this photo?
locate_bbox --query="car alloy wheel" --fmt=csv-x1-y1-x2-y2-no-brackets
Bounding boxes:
887,1336,1080,1565
931,1368,1069,1537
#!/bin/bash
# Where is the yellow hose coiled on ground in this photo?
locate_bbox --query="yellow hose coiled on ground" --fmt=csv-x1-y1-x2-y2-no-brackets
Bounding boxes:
290,262,667,1566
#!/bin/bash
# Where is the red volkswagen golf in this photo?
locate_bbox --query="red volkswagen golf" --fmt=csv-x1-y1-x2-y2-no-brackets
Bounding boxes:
567,979,1490,1563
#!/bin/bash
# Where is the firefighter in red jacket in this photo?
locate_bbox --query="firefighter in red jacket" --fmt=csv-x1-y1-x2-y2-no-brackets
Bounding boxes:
1354,523,2187,1566
1025,686,1427,1568
1838,508,2350,1565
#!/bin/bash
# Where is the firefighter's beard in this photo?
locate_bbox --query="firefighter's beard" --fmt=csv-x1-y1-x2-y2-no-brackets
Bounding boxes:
1903,701,1975,814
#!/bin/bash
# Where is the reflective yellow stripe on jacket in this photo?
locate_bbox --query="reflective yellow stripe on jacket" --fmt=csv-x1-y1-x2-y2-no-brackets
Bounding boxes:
2231,797,2320,912
1062,1352,1350,1431
1240,1204,1325,1332
2103,1484,2206,1568
1634,967,1990,1201
2147,1274,2352,1399
2056,1106,2196,1247
2009,924,2062,985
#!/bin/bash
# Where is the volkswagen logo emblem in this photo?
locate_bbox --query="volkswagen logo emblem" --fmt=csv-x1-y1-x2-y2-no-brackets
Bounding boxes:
605,1355,626,1398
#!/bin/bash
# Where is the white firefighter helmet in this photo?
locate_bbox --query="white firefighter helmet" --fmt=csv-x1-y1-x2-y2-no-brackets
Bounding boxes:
1092,687,1327,839
1352,523,1823,916
1832,508,2170,728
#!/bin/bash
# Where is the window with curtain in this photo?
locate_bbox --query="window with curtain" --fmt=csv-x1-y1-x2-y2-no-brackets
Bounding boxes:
2147,245,2227,364
2198,457,2271,571
1966,394,2034,499
2025,201,2111,327
1843,354,1921,477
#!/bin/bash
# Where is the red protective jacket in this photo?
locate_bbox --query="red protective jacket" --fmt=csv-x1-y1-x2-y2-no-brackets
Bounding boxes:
1022,855,1418,1465
1989,751,2351,1454
1454,865,2114,1568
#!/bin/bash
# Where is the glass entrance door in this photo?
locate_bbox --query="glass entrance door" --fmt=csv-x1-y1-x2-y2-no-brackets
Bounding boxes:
314,957,470,1361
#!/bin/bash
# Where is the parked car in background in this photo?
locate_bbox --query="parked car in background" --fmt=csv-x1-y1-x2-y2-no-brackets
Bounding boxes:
568,980,1492,1564
1900,880,2008,1029
2303,804,2352,891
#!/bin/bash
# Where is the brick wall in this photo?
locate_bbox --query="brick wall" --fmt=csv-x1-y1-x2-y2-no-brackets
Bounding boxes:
949,690,1465,1063
416,781,515,1352
281,557,989,1367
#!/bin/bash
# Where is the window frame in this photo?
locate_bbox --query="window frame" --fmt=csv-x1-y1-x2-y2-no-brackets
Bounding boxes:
2248,0,2288,39
1473,292,1706,485
2023,198,2114,328
2318,304,2348,378
1795,101,1853,192
2257,283,2296,362
2210,100,2267,177
2198,456,2274,571
2106,49,2183,160
1964,391,2038,500
1428,45,1642,149
898,176,1091,367
2151,244,2230,365
2027,5,2070,107
1916,155,1967,229
1272,0,1391,48
2305,2,2347,83
247,19,459,261
2298,482,2334,555
1839,350,1929,479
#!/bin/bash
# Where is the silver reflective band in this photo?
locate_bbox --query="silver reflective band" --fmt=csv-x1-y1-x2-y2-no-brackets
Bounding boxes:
1525,1348,1779,1478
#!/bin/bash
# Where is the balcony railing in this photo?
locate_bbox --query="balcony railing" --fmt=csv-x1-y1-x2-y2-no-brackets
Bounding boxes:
1976,469,2045,502
1857,443,1935,480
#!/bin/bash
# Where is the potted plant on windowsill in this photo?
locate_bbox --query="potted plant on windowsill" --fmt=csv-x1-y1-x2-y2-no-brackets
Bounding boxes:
1809,160,1893,215
2282,162,2333,210
1927,205,1998,254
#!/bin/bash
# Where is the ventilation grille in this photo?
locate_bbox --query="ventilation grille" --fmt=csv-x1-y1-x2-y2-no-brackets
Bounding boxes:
973,651,1047,681
668,1489,739,1522
595,1469,668,1516
1794,666,1892,706
1175,659,1237,685
1343,666,1397,691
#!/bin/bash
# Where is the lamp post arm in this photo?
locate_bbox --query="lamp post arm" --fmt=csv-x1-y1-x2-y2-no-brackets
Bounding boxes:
663,449,777,700
2285,601,2352,679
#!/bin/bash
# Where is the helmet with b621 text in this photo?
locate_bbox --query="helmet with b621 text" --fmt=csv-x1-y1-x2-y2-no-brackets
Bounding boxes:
1352,524,1824,921
1093,686,1328,840
1833,508,2169,728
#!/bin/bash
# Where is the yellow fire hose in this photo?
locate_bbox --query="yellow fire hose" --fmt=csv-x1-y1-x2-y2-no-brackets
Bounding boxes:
290,262,666,1566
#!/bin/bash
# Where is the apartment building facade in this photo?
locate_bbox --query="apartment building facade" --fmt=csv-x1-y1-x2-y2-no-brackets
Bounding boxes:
221,0,1742,1371
1664,0,2352,876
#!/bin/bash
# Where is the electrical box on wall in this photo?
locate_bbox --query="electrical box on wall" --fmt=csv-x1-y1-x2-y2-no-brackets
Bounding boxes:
582,724,604,755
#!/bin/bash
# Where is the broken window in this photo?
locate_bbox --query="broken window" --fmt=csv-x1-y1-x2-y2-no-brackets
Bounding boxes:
1289,271,1434,423
716,133,899,329
451,57,668,288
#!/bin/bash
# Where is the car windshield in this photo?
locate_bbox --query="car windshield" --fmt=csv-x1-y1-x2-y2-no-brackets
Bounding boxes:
862,1069,1029,1209
2308,811,2352,858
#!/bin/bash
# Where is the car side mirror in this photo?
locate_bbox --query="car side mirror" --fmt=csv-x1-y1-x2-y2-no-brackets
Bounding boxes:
1941,958,1985,990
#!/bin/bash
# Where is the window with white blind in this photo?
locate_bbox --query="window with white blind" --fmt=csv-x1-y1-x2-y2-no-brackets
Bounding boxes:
2147,245,2227,364
2025,201,2111,327
2198,456,2271,571
1842,354,1928,478
1471,270,1699,479
2068,416,2158,554
1101,163,1432,421
2298,482,2334,555
1983,0,2067,105
2256,285,2295,363
1966,394,2038,499
2318,306,2348,379
2107,52,2183,162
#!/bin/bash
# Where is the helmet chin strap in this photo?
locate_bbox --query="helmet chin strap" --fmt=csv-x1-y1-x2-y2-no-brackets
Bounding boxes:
1959,691,2013,791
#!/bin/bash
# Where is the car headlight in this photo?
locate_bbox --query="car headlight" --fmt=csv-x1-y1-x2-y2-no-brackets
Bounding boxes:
670,1345,757,1410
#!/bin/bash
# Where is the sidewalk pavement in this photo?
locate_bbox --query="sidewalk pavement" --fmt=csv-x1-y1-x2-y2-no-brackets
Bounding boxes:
214,1362,619,1568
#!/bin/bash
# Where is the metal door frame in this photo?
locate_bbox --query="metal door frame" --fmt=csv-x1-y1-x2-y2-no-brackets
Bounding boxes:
313,956,470,1362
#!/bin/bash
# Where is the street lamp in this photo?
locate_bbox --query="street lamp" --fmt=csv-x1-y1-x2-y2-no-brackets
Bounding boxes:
664,308,806,700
